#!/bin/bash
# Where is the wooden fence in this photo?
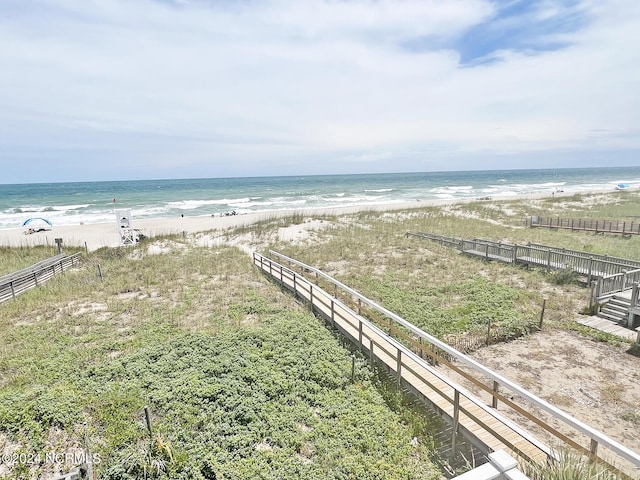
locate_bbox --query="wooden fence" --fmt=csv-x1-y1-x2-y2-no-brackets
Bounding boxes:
255,251,640,479
408,232,640,301
529,217,640,236
0,253,81,304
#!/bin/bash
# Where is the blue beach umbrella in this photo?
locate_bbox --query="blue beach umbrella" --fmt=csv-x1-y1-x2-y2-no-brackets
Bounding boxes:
22,217,53,228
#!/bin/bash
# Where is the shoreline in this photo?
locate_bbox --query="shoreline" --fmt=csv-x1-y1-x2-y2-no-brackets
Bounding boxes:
0,190,618,251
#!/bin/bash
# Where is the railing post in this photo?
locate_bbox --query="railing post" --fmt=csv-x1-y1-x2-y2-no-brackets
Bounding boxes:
10,281,16,299
587,257,594,285
310,284,314,306
396,349,402,386
358,320,363,350
492,381,499,409
631,283,639,306
33,272,38,287
546,249,552,271
293,273,297,292
330,299,335,327
451,390,460,459
590,438,599,459
369,339,374,366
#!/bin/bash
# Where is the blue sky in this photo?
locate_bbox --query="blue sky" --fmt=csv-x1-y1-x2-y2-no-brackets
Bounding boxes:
1,0,639,183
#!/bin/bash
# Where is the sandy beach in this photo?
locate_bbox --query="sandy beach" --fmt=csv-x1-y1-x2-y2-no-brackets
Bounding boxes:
0,190,595,252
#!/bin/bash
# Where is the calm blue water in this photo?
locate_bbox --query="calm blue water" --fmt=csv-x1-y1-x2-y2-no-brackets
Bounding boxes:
1,167,639,230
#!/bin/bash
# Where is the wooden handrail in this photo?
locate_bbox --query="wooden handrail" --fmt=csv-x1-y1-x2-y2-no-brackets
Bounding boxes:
0,253,81,304
256,252,550,461
265,250,640,473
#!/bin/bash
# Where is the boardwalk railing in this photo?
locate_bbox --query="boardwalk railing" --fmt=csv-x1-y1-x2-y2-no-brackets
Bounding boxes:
529,216,640,236
0,253,81,304
408,232,640,301
254,251,640,479
596,270,640,300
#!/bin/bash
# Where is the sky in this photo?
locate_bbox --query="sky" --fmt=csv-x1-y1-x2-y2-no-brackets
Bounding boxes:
1,0,639,183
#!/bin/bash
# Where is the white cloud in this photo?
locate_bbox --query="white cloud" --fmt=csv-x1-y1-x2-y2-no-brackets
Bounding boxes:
0,0,639,181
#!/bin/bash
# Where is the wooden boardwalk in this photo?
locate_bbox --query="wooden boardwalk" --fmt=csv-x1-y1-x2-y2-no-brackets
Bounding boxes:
254,252,640,478
408,232,640,304
0,253,81,304
529,216,640,236
577,316,638,341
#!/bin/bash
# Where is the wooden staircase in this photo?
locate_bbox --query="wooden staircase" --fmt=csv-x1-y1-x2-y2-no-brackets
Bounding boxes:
598,291,632,325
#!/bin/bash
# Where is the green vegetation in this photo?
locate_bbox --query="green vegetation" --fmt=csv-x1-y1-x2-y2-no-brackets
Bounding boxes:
0,242,439,479
2,191,640,479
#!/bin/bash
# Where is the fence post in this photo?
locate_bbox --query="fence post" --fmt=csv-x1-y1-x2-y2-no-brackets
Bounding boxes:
396,349,402,386
351,354,356,383
144,405,153,438
546,249,552,271
539,297,547,329
83,421,94,480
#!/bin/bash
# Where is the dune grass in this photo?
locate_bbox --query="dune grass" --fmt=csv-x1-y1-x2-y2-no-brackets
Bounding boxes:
1,191,639,479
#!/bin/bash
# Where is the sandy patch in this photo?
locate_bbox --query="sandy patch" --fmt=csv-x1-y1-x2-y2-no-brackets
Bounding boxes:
447,330,640,458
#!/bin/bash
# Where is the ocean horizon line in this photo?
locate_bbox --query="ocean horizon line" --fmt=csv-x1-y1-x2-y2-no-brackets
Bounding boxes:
1,164,637,187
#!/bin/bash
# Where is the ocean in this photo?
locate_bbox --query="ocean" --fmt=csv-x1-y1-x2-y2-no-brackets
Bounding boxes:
1,167,639,230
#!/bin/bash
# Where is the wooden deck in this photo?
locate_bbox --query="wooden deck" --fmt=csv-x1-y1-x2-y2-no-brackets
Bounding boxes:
253,252,640,478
